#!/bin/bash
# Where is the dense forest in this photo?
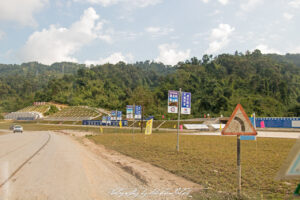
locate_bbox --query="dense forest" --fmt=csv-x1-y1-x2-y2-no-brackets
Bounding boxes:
0,50,300,119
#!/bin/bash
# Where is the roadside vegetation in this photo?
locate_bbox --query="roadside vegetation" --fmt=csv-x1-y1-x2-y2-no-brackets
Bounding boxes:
87,133,298,199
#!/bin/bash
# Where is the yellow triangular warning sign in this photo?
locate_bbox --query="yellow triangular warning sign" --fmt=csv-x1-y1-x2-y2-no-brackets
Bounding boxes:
222,104,257,136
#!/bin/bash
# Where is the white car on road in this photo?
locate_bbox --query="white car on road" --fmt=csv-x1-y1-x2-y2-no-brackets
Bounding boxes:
13,125,23,133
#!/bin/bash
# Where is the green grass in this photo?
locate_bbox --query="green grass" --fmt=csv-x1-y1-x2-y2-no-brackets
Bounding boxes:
87,133,298,199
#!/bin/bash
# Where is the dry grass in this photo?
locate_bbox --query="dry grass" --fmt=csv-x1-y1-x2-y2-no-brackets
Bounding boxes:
87,133,298,199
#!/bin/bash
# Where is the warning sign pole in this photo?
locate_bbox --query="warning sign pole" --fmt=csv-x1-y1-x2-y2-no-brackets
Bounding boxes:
237,135,241,198
222,104,257,199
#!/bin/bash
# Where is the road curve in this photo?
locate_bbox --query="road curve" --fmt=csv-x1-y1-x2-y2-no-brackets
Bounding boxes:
0,131,151,200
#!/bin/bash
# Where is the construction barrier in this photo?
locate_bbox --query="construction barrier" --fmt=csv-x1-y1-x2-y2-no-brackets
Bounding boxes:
82,120,128,127
255,117,300,128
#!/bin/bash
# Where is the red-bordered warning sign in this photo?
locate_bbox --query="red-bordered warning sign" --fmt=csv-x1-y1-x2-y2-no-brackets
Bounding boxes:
222,104,257,136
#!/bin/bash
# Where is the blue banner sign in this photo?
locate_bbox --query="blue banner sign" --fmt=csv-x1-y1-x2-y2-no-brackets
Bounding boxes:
126,105,133,119
181,92,191,115
135,105,142,119
168,90,179,113
111,111,116,120
117,111,122,120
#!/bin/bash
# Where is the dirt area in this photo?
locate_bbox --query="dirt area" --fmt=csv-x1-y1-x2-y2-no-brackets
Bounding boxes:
56,130,202,197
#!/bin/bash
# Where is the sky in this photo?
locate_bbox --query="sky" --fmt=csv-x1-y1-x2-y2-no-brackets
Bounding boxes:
0,0,299,66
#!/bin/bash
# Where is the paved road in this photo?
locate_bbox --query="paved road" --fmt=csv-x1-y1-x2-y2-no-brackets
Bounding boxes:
0,131,150,200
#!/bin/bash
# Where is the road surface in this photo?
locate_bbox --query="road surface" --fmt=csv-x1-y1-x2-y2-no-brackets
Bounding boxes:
0,131,165,200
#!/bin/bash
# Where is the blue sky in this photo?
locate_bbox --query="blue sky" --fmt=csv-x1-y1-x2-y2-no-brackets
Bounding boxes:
0,0,299,65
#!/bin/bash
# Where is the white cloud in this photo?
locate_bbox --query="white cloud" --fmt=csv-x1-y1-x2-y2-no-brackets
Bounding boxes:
145,26,174,37
20,7,110,65
255,44,281,54
155,43,190,66
288,0,300,8
0,30,5,40
74,0,162,7
201,0,210,3
218,0,228,5
85,52,132,65
206,23,235,54
0,0,47,26
283,12,294,20
290,46,300,53
240,0,262,11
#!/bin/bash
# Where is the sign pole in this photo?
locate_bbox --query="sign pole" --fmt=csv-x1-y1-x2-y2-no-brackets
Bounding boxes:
253,112,256,129
132,104,135,135
176,88,181,152
141,104,144,133
237,135,241,198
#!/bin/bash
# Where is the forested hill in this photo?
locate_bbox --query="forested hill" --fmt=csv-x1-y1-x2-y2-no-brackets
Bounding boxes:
268,53,300,67
0,50,300,118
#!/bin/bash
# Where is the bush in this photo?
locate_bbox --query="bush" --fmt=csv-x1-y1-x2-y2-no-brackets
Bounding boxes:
44,105,59,116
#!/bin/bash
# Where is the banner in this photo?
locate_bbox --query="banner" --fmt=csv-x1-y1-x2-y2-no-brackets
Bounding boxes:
107,116,111,125
135,105,142,120
111,111,116,120
126,105,133,119
117,111,122,120
145,119,153,135
168,90,179,113
181,92,191,114
102,116,107,123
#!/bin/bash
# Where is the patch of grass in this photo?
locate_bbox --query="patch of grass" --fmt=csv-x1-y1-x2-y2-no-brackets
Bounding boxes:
87,133,298,199
127,120,204,129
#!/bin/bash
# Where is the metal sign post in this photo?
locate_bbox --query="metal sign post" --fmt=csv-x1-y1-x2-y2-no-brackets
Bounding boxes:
132,104,135,135
237,135,241,198
222,104,257,198
176,88,181,152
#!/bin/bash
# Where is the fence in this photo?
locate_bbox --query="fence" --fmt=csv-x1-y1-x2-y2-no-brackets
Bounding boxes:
82,120,128,127
255,117,300,128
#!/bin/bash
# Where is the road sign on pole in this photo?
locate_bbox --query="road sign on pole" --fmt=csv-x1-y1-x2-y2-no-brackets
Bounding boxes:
181,92,191,114
276,139,300,180
117,111,122,121
111,111,116,120
222,104,257,198
168,90,179,113
126,105,133,119
222,104,257,136
135,105,142,120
